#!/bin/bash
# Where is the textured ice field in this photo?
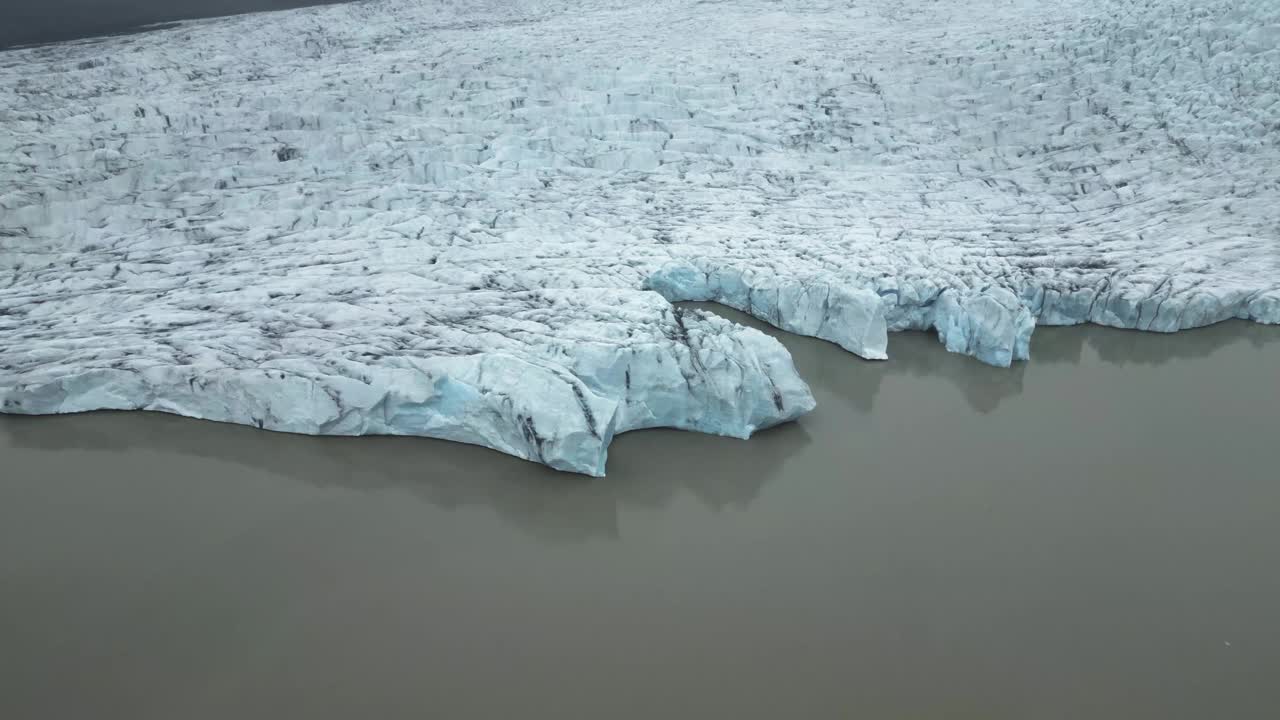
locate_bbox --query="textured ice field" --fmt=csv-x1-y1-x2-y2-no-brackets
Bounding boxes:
2,0,1278,474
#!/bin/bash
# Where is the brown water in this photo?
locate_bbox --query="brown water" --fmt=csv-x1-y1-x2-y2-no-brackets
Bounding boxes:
2,308,1279,719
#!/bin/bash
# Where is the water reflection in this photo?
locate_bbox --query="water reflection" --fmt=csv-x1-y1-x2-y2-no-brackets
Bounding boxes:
819,331,1026,415
686,302,1280,414
684,303,1027,414
0,409,811,542
3,313,1275,540
1053,320,1280,367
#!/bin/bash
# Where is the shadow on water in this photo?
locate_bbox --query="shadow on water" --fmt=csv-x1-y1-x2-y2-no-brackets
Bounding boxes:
1046,319,1280,366
0,409,812,543
685,302,1280,414
2,309,1276,540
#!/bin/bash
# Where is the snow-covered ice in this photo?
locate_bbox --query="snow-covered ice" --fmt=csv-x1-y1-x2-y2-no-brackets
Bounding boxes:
2,0,1278,473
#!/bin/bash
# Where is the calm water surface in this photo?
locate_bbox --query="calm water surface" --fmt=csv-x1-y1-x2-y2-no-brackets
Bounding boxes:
2,309,1278,719
1,1,355,49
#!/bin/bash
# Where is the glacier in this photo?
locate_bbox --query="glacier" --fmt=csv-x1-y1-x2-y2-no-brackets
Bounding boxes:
2,0,1278,474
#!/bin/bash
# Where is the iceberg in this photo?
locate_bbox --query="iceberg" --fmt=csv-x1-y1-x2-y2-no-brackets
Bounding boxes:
2,0,1278,473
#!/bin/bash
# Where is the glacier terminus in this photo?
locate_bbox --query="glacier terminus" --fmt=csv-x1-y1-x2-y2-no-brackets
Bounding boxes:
2,0,1278,474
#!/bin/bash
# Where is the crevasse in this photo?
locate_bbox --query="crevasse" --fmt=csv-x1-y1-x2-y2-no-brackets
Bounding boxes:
2,0,1278,474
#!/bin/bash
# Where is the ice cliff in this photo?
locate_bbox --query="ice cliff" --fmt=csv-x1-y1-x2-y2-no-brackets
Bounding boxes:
2,0,1278,474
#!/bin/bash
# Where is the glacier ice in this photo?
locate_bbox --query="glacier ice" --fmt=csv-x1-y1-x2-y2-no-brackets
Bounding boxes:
2,0,1278,473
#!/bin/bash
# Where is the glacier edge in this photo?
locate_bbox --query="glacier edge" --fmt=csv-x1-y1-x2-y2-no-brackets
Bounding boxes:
0,303,818,476
3,0,1280,473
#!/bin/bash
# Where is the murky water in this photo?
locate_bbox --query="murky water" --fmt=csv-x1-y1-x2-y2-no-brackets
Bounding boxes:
2,309,1278,719
1,1,353,49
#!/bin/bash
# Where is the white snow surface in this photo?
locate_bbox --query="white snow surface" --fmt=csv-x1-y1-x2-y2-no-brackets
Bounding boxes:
2,0,1278,473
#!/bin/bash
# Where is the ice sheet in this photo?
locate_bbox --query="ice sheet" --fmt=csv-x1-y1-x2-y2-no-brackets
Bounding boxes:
3,0,1277,472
